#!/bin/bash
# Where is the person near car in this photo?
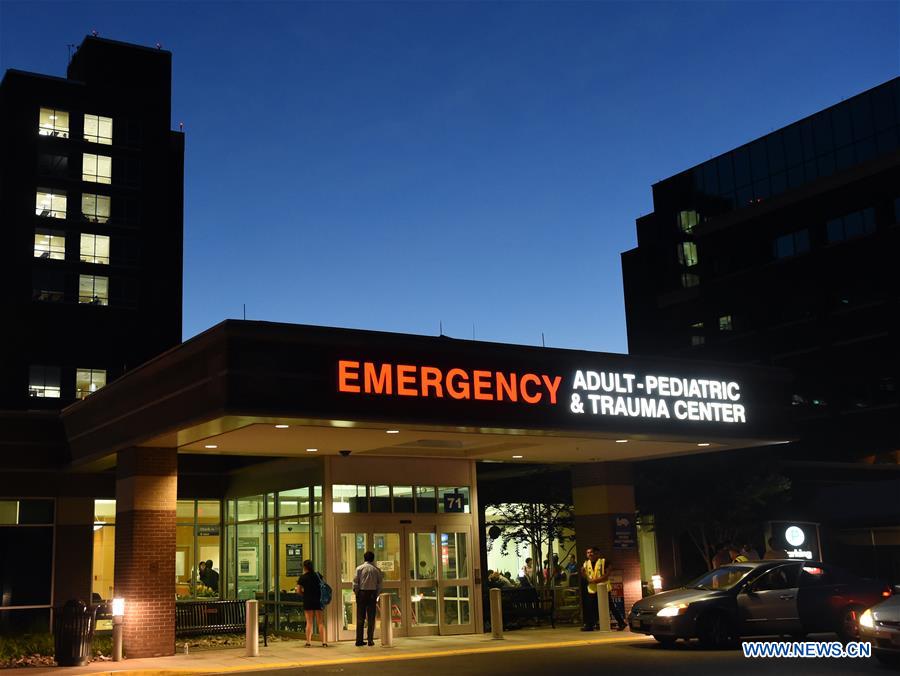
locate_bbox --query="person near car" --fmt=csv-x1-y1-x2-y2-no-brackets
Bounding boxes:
728,545,749,563
740,544,760,561
763,537,789,559
711,543,733,568
296,559,328,647
580,546,626,631
352,551,383,646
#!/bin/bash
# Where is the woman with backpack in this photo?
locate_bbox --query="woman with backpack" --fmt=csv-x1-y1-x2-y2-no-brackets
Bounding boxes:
296,559,329,647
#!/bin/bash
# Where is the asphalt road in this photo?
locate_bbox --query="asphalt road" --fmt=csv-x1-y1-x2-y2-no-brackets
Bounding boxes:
217,639,895,676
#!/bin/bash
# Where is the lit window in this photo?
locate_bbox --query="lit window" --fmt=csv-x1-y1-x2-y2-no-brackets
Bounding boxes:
681,273,700,288
35,190,67,219
38,108,69,138
34,229,65,260
718,315,733,331
678,210,700,234
774,229,811,259
28,365,61,398
81,194,111,223
83,114,113,145
79,275,109,305
75,368,107,399
82,153,112,184
677,242,699,267
80,234,110,265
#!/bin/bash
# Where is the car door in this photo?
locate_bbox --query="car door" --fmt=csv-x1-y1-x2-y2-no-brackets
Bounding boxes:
737,564,803,637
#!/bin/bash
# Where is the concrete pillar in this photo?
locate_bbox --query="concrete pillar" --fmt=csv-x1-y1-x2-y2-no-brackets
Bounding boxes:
53,497,94,605
114,447,177,658
571,462,642,617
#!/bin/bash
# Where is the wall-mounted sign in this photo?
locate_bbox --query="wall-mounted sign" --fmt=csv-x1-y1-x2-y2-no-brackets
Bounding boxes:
444,492,465,513
337,360,749,426
767,521,822,561
612,514,637,549
377,560,395,572
285,543,303,578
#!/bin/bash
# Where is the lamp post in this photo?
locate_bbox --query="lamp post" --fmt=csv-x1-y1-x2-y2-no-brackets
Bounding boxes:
111,598,124,662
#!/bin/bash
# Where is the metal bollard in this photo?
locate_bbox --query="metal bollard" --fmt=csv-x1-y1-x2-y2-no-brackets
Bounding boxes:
596,588,612,632
489,588,504,639
112,615,123,661
378,593,393,647
246,600,259,656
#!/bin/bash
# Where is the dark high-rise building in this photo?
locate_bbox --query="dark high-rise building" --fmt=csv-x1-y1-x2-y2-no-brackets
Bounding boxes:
0,36,183,410
623,77,900,576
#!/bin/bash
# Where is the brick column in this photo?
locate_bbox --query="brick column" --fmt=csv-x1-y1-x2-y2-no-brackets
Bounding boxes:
53,497,94,605
572,462,642,615
114,447,177,658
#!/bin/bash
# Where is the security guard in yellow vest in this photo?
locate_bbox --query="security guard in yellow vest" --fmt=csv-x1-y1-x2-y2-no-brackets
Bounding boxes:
580,546,626,631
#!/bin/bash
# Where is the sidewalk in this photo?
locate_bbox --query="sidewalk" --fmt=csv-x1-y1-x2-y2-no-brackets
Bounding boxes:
20,628,649,675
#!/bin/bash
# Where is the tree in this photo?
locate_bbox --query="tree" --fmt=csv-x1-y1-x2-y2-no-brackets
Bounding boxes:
485,502,575,585
636,451,791,572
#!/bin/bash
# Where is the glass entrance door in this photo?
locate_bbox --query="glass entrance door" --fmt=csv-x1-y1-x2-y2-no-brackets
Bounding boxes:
335,519,474,640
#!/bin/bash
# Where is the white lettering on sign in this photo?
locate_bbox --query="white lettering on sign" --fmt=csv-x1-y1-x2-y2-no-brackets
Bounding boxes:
570,371,746,424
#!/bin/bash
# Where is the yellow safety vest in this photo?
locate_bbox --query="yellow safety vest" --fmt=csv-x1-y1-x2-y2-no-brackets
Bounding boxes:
582,558,611,594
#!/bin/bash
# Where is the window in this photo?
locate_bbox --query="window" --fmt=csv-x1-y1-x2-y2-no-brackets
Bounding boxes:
826,207,876,243
750,564,801,591
677,242,699,267
0,499,54,632
81,194,111,223
438,487,470,513
32,269,64,302
35,190,66,219
690,322,705,347
82,153,112,184
773,229,811,259
38,153,68,177
83,114,113,145
38,107,69,138
718,315,733,331
28,365,60,398
78,275,109,305
332,485,367,513
681,273,700,288
75,368,106,399
677,210,700,234
80,234,110,265
34,229,65,260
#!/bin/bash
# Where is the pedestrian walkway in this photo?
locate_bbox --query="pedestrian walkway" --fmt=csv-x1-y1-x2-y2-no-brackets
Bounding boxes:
20,628,649,675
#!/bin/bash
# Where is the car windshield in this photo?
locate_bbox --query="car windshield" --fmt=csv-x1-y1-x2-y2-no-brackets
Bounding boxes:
687,566,754,591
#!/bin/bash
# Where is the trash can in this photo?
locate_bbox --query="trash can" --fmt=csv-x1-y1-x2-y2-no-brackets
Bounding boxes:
53,600,98,667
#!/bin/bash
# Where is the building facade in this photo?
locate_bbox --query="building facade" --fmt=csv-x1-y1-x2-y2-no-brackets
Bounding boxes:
622,77,900,581
0,36,183,410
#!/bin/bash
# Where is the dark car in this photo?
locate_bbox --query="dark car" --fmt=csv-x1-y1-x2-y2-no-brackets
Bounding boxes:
628,560,890,648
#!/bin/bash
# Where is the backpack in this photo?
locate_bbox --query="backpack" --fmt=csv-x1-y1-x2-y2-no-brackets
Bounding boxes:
317,572,333,606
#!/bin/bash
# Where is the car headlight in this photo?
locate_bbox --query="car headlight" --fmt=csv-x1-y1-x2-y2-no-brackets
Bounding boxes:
859,609,875,629
657,603,688,617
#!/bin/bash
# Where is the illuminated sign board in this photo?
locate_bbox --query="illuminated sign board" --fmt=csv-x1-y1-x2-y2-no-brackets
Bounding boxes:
338,360,748,425
767,521,822,561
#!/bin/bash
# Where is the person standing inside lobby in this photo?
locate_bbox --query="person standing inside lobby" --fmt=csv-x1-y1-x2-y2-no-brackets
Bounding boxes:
581,546,626,631
353,551,384,646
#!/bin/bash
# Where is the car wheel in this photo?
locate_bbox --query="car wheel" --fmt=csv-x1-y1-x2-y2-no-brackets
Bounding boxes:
836,606,861,643
697,611,734,650
874,650,900,667
653,635,676,647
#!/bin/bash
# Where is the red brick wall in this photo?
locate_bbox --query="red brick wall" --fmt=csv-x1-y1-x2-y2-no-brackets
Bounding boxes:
114,447,177,658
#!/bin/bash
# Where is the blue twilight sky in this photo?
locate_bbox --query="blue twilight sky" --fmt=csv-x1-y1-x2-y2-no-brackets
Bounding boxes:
1,2,898,353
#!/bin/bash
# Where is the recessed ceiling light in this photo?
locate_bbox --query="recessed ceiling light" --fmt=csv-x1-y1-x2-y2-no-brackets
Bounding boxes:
512,455,523,459
386,430,400,434
274,424,289,429
697,443,710,447
306,448,318,453
615,439,628,443
204,444,218,449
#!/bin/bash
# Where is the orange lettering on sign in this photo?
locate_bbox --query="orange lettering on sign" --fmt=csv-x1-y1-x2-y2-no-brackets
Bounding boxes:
520,373,541,404
420,366,444,397
496,372,518,402
396,364,417,396
446,368,470,400
473,370,493,401
338,360,361,393
364,362,392,395
542,374,562,404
